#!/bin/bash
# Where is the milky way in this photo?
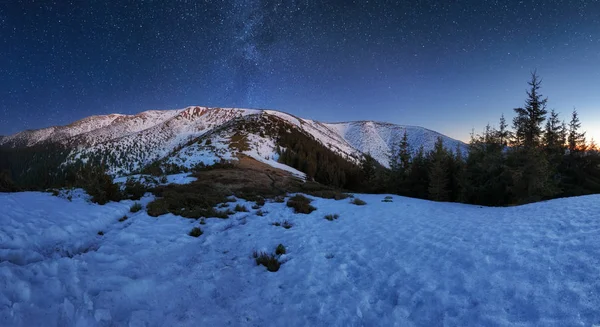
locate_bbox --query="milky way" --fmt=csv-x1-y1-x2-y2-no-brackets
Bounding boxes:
1,1,599,141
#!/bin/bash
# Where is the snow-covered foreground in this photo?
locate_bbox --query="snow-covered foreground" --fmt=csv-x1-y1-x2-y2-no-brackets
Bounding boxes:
1,192,600,326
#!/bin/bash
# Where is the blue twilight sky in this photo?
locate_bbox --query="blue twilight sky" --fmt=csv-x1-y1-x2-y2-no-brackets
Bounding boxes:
1,0,599,142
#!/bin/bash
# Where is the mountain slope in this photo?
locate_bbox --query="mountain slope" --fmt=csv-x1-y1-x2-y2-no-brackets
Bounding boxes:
1,106,466,174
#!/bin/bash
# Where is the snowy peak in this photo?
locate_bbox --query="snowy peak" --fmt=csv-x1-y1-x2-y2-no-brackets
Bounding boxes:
2,106,466,174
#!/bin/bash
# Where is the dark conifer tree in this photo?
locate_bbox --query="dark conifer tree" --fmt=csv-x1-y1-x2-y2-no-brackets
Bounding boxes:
543,109,565,161
389,130,411,194
497,114,511,147
568,109,586,154
406,145,429,199
512,71,548,148
428,137,450,201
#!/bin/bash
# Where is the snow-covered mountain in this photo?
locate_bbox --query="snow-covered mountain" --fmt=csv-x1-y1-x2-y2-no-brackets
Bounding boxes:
0,106,466,174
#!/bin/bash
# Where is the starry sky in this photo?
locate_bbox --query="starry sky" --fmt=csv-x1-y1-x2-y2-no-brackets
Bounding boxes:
1,0,599,142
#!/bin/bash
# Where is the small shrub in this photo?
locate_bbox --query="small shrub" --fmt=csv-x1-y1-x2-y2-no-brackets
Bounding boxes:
275,244,286,255
200,218,206,225
130,202,142,213
382,198,393,202
273,196,285,203
234,204,248,212
256,209,265,216
253,251,281,272
189,227,203,237
286,194,316,214
51,189,60,196
325,214,339,221
124,178,147,200
97,231,104,236
351,198,366,206
160,176,168,184
118,215,128,222
147,199,169,217
251,204,261,210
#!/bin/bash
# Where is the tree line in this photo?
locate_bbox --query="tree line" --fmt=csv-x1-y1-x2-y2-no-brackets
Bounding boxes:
381,72,600,205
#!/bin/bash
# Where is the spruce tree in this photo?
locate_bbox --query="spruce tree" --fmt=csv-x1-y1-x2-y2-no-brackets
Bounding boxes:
428,137,450,201
389,130,411,194
543,109,565,161
568,109,586,154
512,71,548,148
406,145,429,199
497,114,511,147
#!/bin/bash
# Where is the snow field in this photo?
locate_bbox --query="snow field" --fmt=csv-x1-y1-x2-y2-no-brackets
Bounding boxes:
1,192,600,326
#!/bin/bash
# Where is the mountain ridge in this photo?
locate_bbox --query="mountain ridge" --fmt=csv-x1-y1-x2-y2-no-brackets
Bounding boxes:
1,106,467,175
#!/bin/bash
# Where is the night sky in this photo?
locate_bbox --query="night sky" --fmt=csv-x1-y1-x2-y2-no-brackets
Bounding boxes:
1,1,599,142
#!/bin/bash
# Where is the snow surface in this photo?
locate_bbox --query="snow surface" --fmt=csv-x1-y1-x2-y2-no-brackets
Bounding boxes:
2,191,600,326
113,173,197,187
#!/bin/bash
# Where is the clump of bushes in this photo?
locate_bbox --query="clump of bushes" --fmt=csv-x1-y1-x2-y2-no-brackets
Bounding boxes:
189,227,203,237
130,202,142,213
253,244,287,273
382,196,393,203
76,163,123,205
118,215,128,222
325,214,339,221
234,204,248,212
286,194,316,214
123,178,147,200
351,198,367,206
146,183,233,219
147,198,169,217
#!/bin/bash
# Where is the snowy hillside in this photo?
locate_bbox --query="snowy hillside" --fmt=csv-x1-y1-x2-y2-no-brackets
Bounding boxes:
0,106,466,173
325,121,464,168
1,191,600,326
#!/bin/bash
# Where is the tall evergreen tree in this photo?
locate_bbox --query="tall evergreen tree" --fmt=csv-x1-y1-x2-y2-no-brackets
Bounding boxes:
568,109,586,154
543,109,565,160
428,137,450,201
497,114,511,147
406,145,429,199
389,130,411,194
512,71,548,148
